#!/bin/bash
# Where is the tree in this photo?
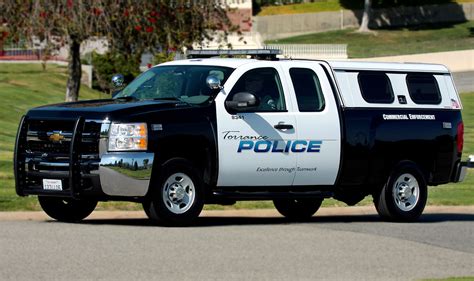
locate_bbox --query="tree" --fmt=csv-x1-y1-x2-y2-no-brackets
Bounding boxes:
1,1,106,102
103,2,235,62
358,0,372,33
1,1,234,102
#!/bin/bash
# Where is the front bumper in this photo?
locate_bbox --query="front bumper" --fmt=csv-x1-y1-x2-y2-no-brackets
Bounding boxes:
99,152,154,197
14,115,154,199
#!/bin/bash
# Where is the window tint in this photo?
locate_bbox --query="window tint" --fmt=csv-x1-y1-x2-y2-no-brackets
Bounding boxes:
116,65,233,104
289,68,325,112
228,68,286,112
406,74,441,104
358,72,394,104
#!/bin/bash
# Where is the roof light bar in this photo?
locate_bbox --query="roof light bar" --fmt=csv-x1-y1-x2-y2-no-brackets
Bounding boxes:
186,49,282,60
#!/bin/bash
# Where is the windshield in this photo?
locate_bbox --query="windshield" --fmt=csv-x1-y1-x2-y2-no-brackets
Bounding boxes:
114,65,234,104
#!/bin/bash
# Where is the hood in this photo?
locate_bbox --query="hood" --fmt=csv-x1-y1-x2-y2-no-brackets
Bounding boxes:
26,99,190,120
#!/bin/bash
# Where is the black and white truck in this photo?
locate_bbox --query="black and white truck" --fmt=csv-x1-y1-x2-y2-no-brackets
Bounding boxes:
14,49,470,225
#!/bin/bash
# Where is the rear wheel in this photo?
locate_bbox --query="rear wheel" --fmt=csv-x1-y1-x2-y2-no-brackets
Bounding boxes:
273,198,323,220
38,196,97,222
144,158,204,226
375,163,427,222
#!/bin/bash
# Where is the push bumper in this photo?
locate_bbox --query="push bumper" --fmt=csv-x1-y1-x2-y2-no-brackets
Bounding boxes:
14,115,154,199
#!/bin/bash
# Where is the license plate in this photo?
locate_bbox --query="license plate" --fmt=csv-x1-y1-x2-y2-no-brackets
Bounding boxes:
42,179,63,191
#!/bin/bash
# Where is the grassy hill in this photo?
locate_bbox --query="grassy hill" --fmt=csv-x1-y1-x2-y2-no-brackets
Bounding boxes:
267,21,474,58
0,63,473,211
257,0,474,16
0,63,104,210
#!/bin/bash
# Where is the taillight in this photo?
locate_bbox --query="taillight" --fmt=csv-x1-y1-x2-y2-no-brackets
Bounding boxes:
457,121,464,154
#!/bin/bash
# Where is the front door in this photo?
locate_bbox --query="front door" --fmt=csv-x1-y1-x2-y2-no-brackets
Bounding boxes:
215,64,297,186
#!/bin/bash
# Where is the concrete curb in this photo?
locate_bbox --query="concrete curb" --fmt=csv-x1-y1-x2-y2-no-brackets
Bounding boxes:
0,205,472,221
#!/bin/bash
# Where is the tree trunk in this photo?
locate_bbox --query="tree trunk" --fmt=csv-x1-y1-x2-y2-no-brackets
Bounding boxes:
65,37,81,102
358,0,372,33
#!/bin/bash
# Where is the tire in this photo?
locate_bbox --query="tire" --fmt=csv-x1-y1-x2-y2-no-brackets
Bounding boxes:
38,196,97,222
375,162,427,222
144,158,204,226
273,198,323,220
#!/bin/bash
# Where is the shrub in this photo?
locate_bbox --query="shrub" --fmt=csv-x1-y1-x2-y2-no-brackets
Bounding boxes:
91,51,141,93
153,52,175,65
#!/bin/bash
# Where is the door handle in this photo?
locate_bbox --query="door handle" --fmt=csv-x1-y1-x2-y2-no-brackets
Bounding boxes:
274,123,294,130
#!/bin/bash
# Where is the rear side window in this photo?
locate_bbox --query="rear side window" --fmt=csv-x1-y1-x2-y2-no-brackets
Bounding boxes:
358,72,394,104
289,68,325,112
406,74,441,104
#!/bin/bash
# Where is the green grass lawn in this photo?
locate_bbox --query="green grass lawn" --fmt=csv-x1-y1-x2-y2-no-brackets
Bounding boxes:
0,63,473,211
267,21,474,58
257,0,474,16
0,63,104,211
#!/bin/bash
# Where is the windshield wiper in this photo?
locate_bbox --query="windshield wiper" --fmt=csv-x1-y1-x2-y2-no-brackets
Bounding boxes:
152,97,182,101
151,97,191,105
114,96,138,101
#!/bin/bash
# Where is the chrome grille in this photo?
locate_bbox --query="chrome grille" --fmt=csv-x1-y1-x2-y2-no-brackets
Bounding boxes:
25,119,101,172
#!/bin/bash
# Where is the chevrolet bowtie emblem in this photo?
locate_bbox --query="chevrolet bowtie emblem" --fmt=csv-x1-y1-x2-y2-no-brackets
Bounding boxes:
49,132,65,143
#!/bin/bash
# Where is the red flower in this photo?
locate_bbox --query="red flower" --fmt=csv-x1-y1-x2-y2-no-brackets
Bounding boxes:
145,26,154,33
123,9,129,17
93,8,102,16
67,0,73,8
147,63,152,69
39,11,47,18
150,11,157,17
148,17,157,24
134,26,142,31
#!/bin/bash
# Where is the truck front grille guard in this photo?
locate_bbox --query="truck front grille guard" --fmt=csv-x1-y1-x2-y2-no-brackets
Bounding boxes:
14,115,28,197
14,116,85,199
69,117,85,199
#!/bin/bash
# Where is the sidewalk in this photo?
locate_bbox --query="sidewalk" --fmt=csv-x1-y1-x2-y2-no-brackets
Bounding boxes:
361,49,474,73
1,205,473,221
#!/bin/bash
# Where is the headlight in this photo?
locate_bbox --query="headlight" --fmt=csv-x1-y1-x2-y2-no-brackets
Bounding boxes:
108,123,147,151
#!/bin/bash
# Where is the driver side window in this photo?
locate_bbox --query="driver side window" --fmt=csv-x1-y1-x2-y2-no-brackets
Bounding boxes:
228,68,286,112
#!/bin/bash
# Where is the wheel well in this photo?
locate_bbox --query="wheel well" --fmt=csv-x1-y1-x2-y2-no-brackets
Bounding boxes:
390,159,430,184
369,159,429,197
153,138,215,187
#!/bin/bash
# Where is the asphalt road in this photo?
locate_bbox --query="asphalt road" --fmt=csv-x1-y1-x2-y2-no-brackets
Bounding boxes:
0,207,473,281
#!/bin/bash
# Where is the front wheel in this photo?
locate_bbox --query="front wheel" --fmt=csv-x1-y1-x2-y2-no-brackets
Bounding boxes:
144,158,204,226
273,198,323,220
375,163,427,222
38,196,97,222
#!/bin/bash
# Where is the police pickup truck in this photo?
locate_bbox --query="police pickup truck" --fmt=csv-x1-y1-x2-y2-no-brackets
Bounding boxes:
14,49,469,225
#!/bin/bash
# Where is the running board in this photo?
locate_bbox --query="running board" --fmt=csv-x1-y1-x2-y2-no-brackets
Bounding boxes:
212,190,334,200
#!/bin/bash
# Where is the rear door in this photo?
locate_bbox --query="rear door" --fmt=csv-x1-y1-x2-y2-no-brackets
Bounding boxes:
281,62,342,185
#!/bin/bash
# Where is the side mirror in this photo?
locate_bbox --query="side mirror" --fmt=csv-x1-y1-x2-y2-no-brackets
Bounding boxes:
225,92,259,112
111,74,125,89
206,75,222,90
